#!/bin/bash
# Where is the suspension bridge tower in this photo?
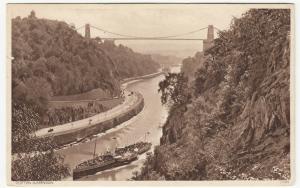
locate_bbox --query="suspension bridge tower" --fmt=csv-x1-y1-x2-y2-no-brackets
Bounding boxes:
203,25,214,51
85,24,91,38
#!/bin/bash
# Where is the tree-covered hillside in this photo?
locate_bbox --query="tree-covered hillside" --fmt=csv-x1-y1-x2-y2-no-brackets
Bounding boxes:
12,13,119,111
181,51,207,82
151,54,182,67
12,11,160,115
134,9,291,181
101,40,160,79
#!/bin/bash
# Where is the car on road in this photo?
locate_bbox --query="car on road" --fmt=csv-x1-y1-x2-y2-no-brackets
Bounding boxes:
146,151,152,156
48,128,54,132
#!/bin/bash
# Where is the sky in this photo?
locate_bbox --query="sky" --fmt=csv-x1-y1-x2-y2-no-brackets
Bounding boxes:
7,4,253,58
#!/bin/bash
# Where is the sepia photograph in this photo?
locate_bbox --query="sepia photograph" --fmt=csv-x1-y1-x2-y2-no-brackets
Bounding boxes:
5,3,294,185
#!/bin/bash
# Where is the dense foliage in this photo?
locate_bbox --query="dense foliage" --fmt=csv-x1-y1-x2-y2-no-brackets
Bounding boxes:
136,9,291,180
45,103,107,127
180,51,208,82
11,101,70,180
12,14,120,113
151,54,182,67
12,102,55,153
158,73,190,107
100,40,160,79
12,151,70,181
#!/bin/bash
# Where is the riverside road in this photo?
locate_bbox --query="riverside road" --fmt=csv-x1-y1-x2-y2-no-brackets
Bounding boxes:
34,90,138,138
34,71,164,138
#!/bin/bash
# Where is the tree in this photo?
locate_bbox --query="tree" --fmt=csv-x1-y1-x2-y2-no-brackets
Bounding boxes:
95,36,102,43
158,73,191,107
12,102,39,151
12,151,70,181
11,101,70,180
29,10,36,19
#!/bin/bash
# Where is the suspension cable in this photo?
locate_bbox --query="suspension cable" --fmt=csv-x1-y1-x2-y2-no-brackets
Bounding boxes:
87,25,208,39
75,24,223,40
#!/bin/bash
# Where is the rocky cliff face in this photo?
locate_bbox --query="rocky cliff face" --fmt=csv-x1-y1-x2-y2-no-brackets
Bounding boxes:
134,9,291,181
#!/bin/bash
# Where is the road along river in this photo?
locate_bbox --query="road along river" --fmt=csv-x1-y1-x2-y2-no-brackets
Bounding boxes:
58,71,174,181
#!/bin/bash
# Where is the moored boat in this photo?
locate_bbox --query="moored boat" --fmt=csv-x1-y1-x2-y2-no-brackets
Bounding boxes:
115,141,152,155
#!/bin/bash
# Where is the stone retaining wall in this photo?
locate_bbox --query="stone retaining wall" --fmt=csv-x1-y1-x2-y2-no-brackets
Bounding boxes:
51,92,144,146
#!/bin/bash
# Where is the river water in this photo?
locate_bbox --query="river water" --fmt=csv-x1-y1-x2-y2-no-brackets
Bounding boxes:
58,66,180,181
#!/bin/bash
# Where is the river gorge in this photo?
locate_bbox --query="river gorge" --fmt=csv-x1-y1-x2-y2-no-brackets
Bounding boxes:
58,66,180,180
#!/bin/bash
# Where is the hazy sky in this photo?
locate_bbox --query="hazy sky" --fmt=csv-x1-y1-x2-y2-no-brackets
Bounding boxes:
8,4,253,57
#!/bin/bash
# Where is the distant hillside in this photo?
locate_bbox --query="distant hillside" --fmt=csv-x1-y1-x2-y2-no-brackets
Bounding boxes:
100,40,160,80
181,51,207,82
150,54,182,67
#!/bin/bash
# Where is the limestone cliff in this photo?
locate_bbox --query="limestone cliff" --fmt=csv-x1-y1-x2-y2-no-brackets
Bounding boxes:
134,9,291,181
